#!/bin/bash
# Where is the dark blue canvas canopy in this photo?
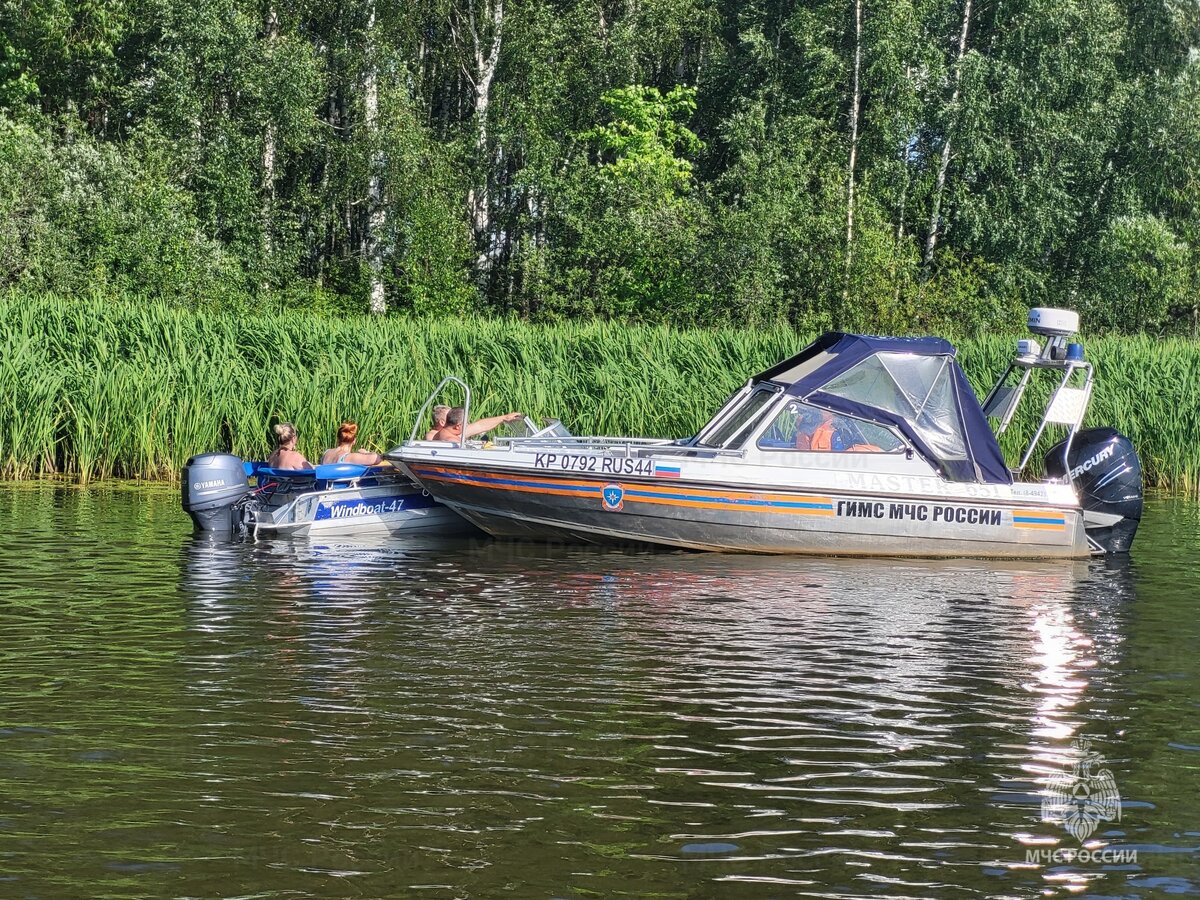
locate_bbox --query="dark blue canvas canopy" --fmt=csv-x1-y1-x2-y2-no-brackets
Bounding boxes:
754,332,1012,484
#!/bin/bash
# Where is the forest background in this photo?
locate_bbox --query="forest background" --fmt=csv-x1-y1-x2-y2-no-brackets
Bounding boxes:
2,0,1199,335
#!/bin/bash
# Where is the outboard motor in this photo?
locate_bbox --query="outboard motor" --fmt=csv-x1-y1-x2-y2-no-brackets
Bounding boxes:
1045,428,1142,554
181,453,250,535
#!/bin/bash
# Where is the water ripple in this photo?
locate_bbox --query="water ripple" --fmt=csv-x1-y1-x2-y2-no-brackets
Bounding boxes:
0,486,1196,897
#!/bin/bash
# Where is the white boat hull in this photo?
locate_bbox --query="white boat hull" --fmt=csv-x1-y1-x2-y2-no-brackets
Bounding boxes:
248,480,471,538
395,450,1089,558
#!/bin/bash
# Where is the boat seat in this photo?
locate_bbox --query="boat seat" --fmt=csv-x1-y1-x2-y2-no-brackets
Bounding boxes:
254,463,405,490
256,465,317,482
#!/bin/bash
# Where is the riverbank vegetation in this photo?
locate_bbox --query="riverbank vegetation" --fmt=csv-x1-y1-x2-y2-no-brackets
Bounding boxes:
1,2,1198,332
2,294,1197,490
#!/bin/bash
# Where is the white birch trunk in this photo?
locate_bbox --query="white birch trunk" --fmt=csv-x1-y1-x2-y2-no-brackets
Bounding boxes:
840,0,864,328
465,0,503,261
923,0,972,268
261,6,279,268
364,2,387,314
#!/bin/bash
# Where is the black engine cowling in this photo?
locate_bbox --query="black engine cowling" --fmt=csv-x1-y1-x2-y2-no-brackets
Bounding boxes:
181,453,250,535
1045,428,1142,554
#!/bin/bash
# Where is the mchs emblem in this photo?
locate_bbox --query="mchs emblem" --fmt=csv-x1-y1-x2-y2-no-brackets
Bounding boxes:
1041,737,1122,842
602,484,624,512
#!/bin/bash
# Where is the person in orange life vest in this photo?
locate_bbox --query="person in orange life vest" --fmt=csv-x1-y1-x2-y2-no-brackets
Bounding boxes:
795,407,838,451
795,408,882,452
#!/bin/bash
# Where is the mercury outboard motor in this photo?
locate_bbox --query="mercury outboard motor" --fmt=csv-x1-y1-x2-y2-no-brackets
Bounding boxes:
1045,428,1142,554
181,453,250,535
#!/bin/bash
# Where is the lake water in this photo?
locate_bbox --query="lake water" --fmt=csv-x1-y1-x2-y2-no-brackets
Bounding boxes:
0,486,1197,898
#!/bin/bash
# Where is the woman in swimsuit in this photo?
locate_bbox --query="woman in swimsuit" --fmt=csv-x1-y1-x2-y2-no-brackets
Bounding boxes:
267,423,315,470
320,421,383,466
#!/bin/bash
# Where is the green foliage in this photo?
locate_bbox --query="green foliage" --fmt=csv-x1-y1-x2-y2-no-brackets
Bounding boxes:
4,293,1200,492
1086,214,1190,332
378,81,477,316
0,0,1196,327
0,114,249,305
583,85,703,199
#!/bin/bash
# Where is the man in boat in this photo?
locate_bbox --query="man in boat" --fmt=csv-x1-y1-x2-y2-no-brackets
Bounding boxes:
796,407,881,452
432,406,525,442
424,405,451,440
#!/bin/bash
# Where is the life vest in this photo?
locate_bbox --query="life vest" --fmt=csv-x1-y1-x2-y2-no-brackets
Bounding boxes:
809,420,836,452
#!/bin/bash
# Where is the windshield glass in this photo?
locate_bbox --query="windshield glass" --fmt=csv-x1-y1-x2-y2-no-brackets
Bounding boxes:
758,401,904,452
700,388,777,448
820,352,968,465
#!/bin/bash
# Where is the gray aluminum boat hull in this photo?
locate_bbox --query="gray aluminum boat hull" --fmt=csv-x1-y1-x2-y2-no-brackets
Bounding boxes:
400,460,1088,558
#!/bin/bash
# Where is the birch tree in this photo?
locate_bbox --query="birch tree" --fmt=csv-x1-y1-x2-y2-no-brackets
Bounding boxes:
261,5,278,266
363,1,387,314
451,0,504,263
840,0,864,329
922,0,971,269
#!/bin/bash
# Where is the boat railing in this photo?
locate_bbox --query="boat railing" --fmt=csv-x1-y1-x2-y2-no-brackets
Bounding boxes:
491,435,747,458
983,340,1094,481
493,435,671,447
409,375,472,446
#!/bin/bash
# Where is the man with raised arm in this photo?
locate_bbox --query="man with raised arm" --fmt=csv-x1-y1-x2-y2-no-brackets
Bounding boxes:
431,407,524,442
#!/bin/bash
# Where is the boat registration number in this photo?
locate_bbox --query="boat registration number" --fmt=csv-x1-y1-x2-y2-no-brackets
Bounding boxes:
533,453,655,476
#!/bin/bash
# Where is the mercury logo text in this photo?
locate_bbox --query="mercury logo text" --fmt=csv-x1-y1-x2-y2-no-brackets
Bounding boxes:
1070,445,1114,480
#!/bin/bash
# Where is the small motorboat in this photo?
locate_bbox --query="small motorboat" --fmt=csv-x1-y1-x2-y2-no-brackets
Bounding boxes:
390,309,1142,558
180,456,468,538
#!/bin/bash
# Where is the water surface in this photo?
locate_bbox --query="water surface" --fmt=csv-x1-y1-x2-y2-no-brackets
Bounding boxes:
0,486,1197,897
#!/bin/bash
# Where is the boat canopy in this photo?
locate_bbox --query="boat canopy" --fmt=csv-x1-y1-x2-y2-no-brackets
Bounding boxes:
753,332,1012,484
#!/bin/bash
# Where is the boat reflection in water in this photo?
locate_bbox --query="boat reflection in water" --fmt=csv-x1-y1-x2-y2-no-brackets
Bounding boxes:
178,532,1149,893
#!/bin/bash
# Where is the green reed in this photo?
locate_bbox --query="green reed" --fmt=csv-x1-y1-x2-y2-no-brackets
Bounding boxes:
2,291,1198,492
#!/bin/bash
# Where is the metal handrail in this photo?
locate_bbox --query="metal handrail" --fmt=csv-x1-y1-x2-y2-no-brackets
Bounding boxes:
491,435,748,458
492,435,674,447
1016,362,1093,477
408,375,472,447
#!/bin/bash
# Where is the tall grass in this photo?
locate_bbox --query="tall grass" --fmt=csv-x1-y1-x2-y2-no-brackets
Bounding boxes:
2,292,1198,491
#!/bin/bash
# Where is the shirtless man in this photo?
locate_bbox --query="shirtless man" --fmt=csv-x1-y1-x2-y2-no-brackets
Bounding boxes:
431,407,524,442
424,405,451,440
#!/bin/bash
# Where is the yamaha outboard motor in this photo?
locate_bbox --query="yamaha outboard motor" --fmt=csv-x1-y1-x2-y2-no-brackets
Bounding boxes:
181,453,250,535
1045,428,1142,553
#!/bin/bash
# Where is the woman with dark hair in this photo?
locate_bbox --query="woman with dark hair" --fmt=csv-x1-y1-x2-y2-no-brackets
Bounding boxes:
320,421,383,466
267,422,315,470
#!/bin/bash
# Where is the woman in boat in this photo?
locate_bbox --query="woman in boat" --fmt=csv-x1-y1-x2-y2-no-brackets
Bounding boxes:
267,423,315,470
424,404,451,440
320,421,383,466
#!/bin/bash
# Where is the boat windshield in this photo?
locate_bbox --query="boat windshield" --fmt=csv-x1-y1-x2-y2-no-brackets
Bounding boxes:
750,332,1012,484
757,400,904,453
495,416,573,439
698,387,777,448
818,352,968,467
